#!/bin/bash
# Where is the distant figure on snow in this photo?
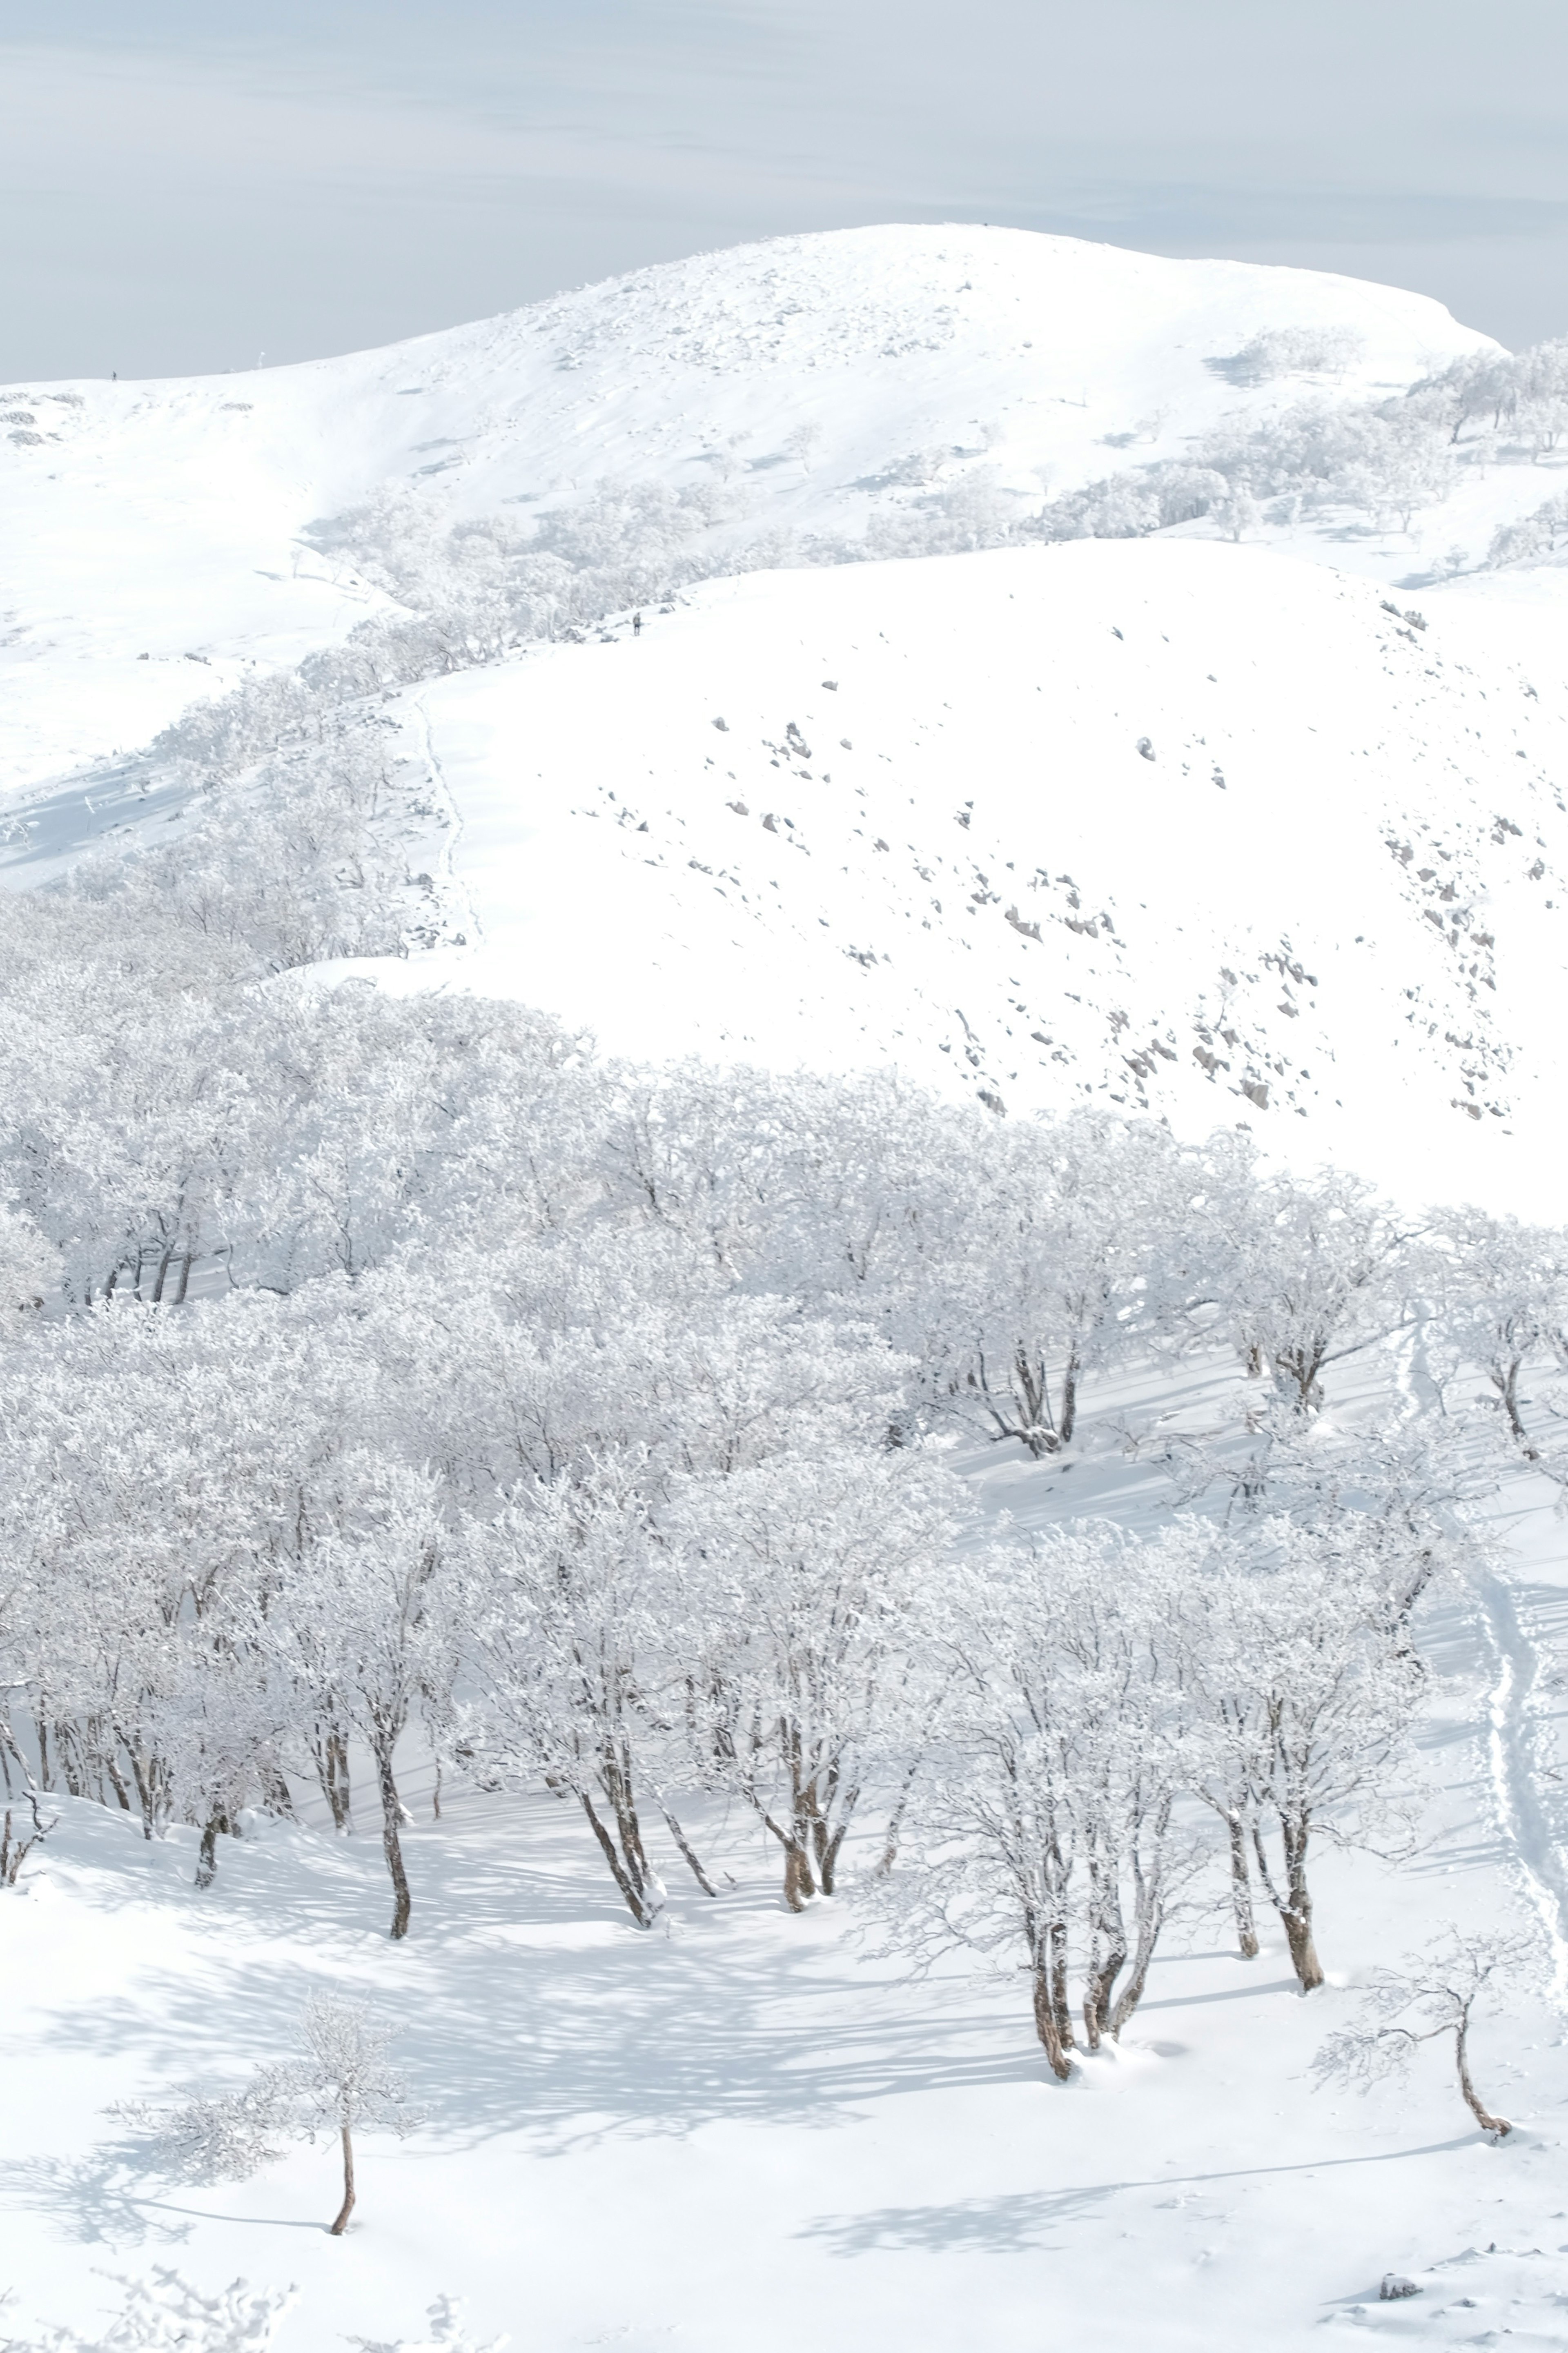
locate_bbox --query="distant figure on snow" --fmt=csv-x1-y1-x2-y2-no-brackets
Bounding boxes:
633,612,642,636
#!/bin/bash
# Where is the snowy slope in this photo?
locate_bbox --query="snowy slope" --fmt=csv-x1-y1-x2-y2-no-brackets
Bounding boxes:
3,1364,1566,2353
354,537,1568,1215
0,227,1495,799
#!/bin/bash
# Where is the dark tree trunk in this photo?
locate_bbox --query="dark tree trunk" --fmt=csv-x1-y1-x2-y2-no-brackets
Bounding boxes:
329,2125,356,2235
195,1813,222,1889
580,1791,657,1926
660,1804,717,1897
377,1752,412,1940
1031,1963,1073,2081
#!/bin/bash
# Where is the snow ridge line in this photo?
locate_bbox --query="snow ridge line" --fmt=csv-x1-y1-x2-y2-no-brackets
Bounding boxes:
1477,1565,1568,2005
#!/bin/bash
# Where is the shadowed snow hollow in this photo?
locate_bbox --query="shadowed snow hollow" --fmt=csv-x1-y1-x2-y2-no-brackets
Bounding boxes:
368,537,1568,1215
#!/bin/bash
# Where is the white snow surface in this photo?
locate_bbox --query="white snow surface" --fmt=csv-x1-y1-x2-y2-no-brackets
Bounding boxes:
0,225,1494,799
3,1360,1566,2353
358,537,1568,1215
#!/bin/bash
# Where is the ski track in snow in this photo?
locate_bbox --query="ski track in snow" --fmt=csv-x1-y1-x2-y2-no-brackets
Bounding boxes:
1479,1565,1568,2003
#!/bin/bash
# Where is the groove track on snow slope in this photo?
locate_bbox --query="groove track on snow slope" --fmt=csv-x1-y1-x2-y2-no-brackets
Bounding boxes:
1477,1566,1568,2002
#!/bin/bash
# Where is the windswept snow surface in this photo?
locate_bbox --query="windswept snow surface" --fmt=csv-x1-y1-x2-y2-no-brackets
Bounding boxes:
358,536,1568,1215
3,1374,1567,2353
0,226,1494,798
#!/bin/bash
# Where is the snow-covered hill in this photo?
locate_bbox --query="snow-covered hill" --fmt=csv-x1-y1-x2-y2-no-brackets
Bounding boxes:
352,536,1568,1215
0,226,1494,799
8,224,1568,1209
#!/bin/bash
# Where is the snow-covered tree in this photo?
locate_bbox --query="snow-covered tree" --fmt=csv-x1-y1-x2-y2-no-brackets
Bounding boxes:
676,1446,962,1910
1177,1523,1425,1990
873,1522,1207,2077
119,1992,419,2235
1314,1927,1536,2136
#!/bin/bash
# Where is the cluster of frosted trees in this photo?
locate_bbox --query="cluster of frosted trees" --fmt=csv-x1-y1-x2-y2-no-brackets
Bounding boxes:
1044,335,1568,551
4,870,1565,2066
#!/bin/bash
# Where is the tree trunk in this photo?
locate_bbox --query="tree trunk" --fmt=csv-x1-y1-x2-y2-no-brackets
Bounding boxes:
1280,1881,1323,1992
1031,1963,1073,2081
1456,2017,1512,2136
1049,1918,1076,2053
312,1728,352,1833
782,1841,816,1913
1059,1349,1079,1448
1227,1814,1260,1959
377,1752,412,1940
1253,1815,1323,1990
329,2124,356,2235
660,1804,717,1897
195,1813,221,1889
580,1790,657,1926
1080,1826,1128,2049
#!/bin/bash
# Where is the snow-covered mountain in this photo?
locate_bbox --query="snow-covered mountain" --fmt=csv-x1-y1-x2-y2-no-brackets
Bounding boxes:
0,226,1494,798
7,224,1568,1207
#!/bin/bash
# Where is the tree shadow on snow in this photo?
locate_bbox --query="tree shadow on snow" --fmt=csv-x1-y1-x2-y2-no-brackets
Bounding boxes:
797,2136,1479,2259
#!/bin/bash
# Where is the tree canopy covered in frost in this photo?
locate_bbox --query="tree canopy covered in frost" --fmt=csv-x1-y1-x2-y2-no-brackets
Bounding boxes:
3,820,1564,2075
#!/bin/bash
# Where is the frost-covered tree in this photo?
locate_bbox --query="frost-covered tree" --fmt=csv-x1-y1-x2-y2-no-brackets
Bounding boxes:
676,1447,962,1910
1427,1208,1568,1475
119,1992,419,2236
272,1456,458,1939
1195,1166,1412,1411
1178,1524,1425,1990
460,1455,680,1927
1314,1927,1535,2136
874,1522,1207,2077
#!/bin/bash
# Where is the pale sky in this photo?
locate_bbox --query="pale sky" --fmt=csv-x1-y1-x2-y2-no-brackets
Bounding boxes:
4,0,1568,382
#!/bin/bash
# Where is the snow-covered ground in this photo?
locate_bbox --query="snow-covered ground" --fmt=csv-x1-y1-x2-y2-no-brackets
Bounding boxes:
343,536,1568,1215
8,224,1568,2353
4,1359,1566,2353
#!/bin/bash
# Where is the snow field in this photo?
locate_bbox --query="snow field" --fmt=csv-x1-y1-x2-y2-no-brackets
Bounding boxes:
353,536,1568,1215
3,1351,1566,2353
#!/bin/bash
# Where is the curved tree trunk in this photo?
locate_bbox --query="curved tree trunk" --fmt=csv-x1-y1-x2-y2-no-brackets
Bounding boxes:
1456,2017,1512,2136
329,2125,356,2235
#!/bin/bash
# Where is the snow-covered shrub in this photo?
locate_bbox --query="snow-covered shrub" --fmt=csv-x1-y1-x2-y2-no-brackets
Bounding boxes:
1226,325,1365,382
349,2298,506,2353
0,2268,296,2353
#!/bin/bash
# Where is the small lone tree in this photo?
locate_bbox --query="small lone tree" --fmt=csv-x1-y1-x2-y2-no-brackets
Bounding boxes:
118,1992,419,2235
1313,1928,1534,2137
